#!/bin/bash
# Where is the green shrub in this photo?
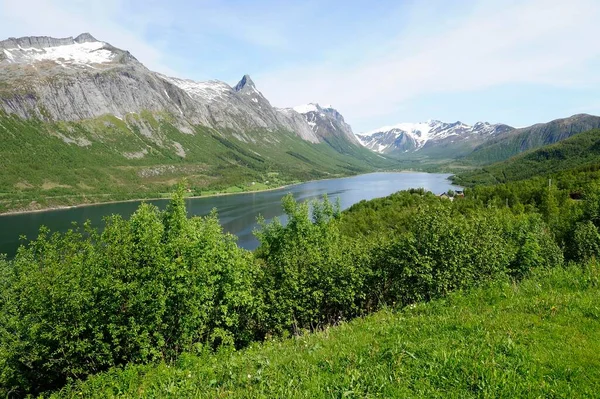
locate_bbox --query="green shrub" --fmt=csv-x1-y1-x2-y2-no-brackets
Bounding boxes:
570,221,600,262
254,194,365,335
0,186,260,396
0,178,590,396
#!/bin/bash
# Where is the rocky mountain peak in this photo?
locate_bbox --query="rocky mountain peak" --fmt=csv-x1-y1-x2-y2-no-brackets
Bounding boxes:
0,33,98,50
289,103,360,146
234,74,256,92
74,33,99,44
0,33,142,69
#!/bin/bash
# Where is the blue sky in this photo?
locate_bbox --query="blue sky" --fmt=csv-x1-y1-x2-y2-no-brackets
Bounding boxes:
1,0,600,132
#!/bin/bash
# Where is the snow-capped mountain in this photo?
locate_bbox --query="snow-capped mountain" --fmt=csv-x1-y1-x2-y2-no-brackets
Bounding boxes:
0,34,345,146
285,103,361,147
0,33,131,67
357,120,513,154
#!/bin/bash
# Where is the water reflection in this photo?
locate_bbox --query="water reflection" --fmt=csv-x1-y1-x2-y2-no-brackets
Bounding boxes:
0,172,459,256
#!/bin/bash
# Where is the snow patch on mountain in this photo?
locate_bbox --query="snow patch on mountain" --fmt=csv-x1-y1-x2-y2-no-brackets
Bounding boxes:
1,41,115,66
293,103,320,114
159,75,230,102
357,120,511,153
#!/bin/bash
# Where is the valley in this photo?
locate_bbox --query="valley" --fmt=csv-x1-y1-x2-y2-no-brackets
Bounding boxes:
0,34,396,213
2,34,599,215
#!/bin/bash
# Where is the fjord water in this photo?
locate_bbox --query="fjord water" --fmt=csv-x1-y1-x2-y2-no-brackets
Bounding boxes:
0,172,459,257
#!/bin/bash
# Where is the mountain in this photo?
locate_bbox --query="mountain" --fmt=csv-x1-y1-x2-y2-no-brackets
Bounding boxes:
0,34,391,213
356,120,513,158
454,127,600,186
465,114,600,164
285,103,362,151
0,34,324,143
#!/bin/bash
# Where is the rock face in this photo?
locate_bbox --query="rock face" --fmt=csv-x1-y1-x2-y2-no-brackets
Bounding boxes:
356,120,513,154
288,103,361,146
0,34,349,147
0,33,100,50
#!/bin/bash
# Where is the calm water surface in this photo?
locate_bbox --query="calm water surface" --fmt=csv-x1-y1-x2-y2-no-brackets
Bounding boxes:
0,172,460,257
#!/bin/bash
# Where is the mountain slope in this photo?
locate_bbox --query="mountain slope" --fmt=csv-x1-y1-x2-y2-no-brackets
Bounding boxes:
357,120,513,159
288,103,361,147
454,128,600,186
0,34,389,212
465,114,600,164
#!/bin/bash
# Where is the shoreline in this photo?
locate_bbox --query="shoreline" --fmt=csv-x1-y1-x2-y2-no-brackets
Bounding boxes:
0,182,302,217
0,170,455,217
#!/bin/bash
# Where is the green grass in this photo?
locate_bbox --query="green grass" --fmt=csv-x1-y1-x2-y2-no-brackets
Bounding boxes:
51,264,600,398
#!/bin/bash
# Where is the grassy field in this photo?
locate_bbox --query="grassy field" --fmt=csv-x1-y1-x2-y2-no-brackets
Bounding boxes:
50,264,600,398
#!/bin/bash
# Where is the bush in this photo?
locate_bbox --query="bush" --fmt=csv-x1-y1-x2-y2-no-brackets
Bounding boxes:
254,194,365,335
362,206,562,307
0,186,261,396
0,181,583,396
570,221,600,262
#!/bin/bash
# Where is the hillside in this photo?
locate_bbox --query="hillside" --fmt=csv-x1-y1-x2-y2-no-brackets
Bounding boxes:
465,114,600,165
454,128,600,186
0,34,392,213
52,265,600,398
0,110,390,213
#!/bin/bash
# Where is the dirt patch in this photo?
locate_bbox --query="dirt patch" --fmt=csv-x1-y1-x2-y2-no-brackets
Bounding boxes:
14,181,34,189
41,181,72,190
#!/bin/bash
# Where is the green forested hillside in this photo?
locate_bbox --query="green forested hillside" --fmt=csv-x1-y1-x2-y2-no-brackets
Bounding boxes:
464,114,600,165
0,111,392,213
454,128,600,186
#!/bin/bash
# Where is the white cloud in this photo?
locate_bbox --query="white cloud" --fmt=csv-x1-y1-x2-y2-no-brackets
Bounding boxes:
255,0,600,130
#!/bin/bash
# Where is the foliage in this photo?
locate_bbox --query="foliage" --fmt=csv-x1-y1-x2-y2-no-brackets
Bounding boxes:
51,264,600,398
254,195,364,335
3,148,600,395
0,185,260,396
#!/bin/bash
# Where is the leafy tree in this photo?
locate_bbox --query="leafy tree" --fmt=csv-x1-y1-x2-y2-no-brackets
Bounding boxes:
255,195,363,335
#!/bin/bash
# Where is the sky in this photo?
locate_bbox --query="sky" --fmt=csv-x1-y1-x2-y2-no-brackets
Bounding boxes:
1,0,600,132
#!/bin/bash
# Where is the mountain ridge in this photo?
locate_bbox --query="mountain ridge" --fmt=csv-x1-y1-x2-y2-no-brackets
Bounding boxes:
454,126,600,186
0,33,357,149
465,113,600,164
288,103,361,148
356,119,513,155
